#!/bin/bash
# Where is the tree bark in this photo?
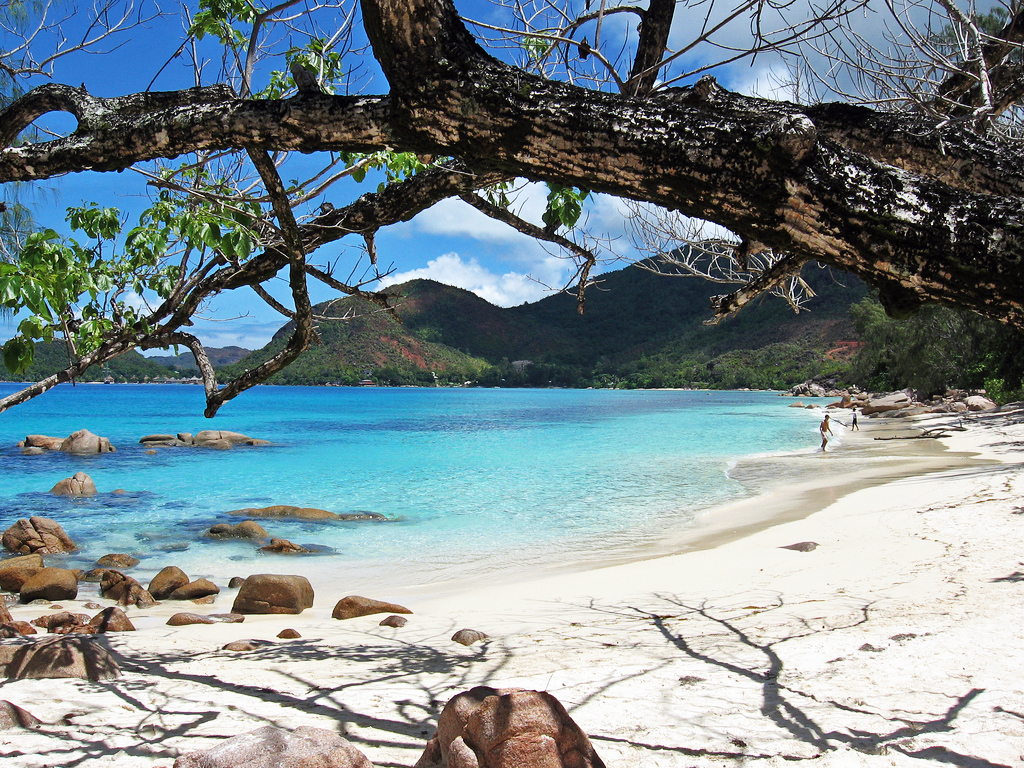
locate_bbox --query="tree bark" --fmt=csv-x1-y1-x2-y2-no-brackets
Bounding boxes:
4,0,1024,328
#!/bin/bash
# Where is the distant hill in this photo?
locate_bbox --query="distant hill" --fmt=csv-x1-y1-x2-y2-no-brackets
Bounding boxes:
145,346,252,370
0,344,182,384
224,261,868,389
0,344,252,384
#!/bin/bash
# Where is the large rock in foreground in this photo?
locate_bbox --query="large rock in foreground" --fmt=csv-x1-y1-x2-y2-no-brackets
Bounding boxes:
231,574,314,615
2,517,77,555
414,687,605,768
0,554,44,592
19,567,79,602
0,699,41,729
173,725,373,768
149,566,190,600
49,471,98,497
0,636,122,681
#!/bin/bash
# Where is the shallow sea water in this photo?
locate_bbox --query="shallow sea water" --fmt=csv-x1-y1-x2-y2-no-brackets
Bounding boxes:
0,384,828,595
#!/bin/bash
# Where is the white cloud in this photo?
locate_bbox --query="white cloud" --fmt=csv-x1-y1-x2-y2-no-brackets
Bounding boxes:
404,183,548,244
378,252,569,307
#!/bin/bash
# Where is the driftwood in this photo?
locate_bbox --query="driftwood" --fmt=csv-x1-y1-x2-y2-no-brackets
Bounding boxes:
874,426,967,440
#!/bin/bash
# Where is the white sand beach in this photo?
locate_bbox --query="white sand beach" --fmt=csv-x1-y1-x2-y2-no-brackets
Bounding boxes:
2,409,1024,767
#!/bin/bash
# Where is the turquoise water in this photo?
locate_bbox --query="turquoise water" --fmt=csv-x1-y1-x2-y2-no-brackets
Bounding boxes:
0,384,824,594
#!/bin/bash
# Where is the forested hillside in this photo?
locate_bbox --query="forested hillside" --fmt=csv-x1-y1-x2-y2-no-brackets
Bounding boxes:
224,262,868,389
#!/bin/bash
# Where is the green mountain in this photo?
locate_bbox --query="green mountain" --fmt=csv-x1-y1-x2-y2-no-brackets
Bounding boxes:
225,262,868,389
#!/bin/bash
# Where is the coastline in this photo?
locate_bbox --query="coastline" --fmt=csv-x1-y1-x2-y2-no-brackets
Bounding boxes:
3,408,1024,766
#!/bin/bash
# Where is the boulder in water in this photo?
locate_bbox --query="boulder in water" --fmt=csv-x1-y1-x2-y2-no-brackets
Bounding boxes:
49,472,98,497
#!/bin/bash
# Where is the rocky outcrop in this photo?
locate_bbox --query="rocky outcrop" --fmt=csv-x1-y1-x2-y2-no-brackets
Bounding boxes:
0,622,36,638
208,521,270,540
140,430,270,449
3,517,77,555
149,566,190,600
100,570,157,608
173,725,374,768
0,699,41,729
227,505,387,521
96,553,139,569
31,611,93,634
19,568,79,602
786,383,1004,416
259,538,310,554
166,612,244,626
167,578,220,601
231,574,314,615
0,554,44,592
90,607,136,632
332,595,412,620
414,687,605,768
0,635,122,680
49,472,98,497
61,429,116,454
19,435,64,451
965,394,998,411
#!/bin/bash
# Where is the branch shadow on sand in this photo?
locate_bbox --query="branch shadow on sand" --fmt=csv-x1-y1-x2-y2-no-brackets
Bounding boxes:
573,593,1014,767
0,623,505,768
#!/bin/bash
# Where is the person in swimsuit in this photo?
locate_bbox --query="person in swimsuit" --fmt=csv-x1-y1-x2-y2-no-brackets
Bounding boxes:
820,413,833,451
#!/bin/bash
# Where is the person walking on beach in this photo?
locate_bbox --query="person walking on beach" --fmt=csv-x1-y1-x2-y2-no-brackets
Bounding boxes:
820,413,833,451
851,409,859,430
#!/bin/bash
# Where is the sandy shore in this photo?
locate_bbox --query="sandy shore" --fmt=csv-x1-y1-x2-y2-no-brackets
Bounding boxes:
3,408,1024,767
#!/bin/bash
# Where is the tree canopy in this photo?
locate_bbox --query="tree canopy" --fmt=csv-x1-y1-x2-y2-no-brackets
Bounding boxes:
2,0,1024,415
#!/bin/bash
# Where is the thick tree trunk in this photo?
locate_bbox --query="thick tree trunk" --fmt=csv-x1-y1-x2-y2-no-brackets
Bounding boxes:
3,0,1024,327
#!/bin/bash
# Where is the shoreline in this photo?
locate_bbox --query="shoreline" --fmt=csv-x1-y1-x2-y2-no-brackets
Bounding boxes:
3,408,1024,766
390,409,984,603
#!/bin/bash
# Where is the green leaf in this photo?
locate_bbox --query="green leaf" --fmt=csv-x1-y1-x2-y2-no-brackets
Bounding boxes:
2,336,34,375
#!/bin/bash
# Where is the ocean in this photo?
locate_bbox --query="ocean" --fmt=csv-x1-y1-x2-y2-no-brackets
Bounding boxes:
0,383,829,596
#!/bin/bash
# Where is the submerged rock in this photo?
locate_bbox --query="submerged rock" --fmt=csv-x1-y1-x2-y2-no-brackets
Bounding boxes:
208,520,270,540
227,505,387,521
97,553,140,569
259,538,310,554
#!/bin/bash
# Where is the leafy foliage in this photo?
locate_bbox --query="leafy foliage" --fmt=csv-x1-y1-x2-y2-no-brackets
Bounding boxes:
847,294,1024,402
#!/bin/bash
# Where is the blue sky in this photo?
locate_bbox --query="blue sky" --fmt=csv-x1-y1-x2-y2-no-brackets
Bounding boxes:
1,0,898,351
